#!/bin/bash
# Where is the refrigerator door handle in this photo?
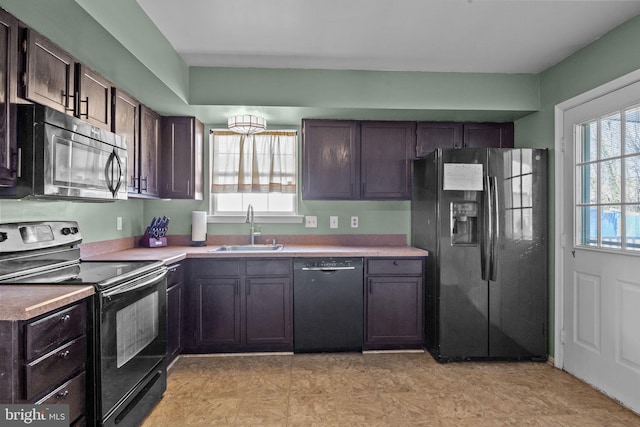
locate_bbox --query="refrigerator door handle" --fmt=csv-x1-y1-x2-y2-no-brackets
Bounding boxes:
489,176,499,281
481,175,491,281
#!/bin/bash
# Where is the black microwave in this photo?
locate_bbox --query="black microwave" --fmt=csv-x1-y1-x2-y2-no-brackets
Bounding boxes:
8,104,127,201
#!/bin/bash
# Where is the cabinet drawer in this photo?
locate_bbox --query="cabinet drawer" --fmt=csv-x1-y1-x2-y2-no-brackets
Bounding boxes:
26,302,86,360
167,263,184,286
245,259,291,276
35,371,86,423
193,259,241,277
25,336,86,401
367,258,424,276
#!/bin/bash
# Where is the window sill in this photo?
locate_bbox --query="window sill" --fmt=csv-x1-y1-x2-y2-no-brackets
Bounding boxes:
208,214,304,224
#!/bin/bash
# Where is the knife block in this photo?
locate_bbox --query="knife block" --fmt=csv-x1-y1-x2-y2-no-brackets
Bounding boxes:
140,227,167,248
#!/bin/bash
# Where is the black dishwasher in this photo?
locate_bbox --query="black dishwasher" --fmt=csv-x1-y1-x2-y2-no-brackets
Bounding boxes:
293,258,364,352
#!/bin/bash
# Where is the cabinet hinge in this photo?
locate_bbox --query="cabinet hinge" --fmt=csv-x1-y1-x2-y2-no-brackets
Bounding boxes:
22,39,27,53
560,136,565,153
21,72,26,87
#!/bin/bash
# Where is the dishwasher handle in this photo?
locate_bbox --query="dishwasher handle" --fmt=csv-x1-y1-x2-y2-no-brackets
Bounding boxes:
300,266,357,271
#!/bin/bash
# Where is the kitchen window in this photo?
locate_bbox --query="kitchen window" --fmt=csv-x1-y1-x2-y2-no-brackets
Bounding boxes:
575,104,640,251
210,130,302,222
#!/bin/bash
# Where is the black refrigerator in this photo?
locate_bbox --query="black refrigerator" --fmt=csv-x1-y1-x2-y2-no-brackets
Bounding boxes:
412,148,548,362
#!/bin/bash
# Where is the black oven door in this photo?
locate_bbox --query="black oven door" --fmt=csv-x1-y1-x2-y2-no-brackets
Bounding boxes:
97,267,167,421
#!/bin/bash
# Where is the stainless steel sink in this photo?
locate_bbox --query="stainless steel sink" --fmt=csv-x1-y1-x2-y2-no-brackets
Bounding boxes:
211,244,284,252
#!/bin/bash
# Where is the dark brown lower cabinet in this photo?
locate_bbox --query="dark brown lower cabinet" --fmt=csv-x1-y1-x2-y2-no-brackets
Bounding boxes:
0,299,90,425
185,258,292,353
245,277,291,346
193,278,241,348
364,258,425,350
166,263,184,365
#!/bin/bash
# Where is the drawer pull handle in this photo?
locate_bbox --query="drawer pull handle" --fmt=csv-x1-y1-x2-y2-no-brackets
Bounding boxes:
58,351,70,359
393,261,399,266
56,390,69,399
60,315,71,322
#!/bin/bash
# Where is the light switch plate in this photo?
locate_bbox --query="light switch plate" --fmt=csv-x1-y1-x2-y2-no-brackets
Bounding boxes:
116,217,123,231
330,216,338,229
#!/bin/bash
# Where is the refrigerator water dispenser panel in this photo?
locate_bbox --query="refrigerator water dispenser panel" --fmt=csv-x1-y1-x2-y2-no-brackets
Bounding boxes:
450,202,478,245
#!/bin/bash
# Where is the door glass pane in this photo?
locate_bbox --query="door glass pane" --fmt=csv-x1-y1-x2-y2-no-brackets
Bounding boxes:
577,164,597,204
600,113,622,159
580,121,598,162
625,106,640,155
625,155,640,203
600,159,621,203
625,204,640,251
600,206,621,248
578,206,598,247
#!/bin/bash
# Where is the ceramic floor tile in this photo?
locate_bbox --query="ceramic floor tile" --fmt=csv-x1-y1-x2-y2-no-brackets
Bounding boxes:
141,353,640,426
234,394,289,425
287,394,339,424
378,391,439,423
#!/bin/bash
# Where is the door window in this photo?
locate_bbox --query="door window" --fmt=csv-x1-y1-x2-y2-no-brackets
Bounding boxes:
575,104,640,252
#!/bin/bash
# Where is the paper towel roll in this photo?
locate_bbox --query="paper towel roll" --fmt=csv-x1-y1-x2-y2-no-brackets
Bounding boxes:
191,211,207,246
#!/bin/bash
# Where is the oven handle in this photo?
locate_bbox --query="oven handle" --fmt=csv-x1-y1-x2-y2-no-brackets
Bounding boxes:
102,269,167,299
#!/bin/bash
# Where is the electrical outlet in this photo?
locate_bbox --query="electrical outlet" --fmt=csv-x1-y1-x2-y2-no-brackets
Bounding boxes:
305,216,318,228
116,217,123,231
351,216,358,228
330,216,339,229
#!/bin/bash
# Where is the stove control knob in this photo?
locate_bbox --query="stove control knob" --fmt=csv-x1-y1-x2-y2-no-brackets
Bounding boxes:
0,232,7,242
61,227,71,235
71,227,79,234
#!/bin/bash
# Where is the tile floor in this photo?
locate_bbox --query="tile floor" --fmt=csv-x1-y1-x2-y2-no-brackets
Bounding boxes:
142,352,640,426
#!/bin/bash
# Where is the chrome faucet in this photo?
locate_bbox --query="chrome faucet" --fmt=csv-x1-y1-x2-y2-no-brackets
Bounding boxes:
245,204,261,244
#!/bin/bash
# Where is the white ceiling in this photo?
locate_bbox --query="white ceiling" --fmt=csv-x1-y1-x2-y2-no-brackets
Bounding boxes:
137,0,640,74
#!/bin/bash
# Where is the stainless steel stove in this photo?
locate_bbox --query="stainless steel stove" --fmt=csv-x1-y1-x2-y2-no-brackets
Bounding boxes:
0,221,168,427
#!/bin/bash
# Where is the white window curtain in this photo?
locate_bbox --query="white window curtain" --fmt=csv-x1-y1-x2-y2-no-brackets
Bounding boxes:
211,131,297,194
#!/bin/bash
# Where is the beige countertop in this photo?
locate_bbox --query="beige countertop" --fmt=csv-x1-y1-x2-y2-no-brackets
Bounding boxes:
0,285,94,321
83,244,429,264
1,245,426,322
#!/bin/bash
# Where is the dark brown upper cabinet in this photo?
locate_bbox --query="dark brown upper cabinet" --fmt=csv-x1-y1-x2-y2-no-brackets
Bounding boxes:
139,105,161,198
75,63,111,130
112,88,140,194
360,121,414,200
112,90,161,198
160,116,203,200
415,122,463,157
416,121,514,157
22,29,75,115
463,122,514,149
302,119,414,200
22,29,113,131
302,119,359,200
0,9,18,188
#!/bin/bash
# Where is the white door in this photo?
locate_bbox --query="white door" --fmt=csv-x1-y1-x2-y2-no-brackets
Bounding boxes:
561,80,640,413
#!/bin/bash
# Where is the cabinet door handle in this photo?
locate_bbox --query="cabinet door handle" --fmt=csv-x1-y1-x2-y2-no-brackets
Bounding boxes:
64,92,75,113
393,260,398,266
58,350,70,359
56,390,69,399
60,314,71,322
79,96,89,118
